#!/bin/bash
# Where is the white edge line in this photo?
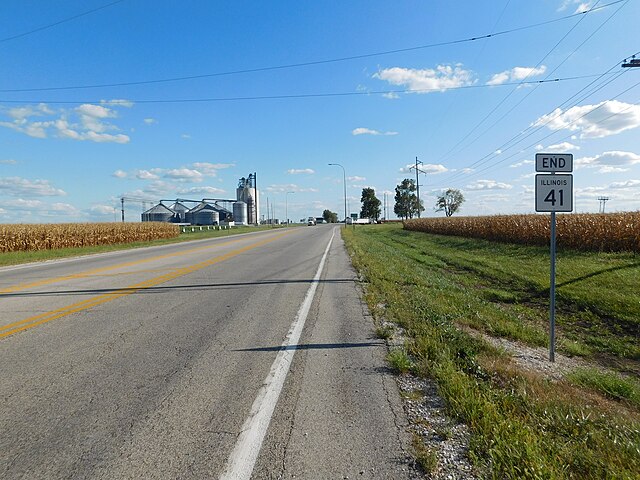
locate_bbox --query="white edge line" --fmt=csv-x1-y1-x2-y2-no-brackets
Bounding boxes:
220,228,336,480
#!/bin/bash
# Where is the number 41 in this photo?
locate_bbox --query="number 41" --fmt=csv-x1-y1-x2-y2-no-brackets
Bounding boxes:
544,189,564,206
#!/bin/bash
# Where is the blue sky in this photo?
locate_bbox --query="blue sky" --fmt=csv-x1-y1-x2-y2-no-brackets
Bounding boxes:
1,0,639,223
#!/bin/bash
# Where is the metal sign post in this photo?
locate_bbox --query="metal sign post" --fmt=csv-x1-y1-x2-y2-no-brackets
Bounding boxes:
535,153,574,362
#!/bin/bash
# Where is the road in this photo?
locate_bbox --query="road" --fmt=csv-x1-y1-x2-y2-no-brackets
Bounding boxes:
0,226,419,479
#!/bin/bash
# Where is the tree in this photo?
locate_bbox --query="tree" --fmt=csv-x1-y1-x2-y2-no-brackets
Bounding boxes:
360,187,381,220
322,209,338,223
394,179,424,219
435,188,465,217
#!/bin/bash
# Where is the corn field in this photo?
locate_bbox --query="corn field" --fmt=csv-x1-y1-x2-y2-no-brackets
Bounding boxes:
0,222,179,253
404,212,640,252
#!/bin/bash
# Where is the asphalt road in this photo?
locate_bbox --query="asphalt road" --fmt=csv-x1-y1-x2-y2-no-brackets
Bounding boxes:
0,226,419,479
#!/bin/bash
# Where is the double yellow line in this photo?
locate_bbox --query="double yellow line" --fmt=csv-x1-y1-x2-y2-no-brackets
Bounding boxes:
0,231,292,339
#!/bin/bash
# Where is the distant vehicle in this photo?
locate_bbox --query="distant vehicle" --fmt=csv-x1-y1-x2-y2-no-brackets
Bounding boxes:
315,217,327,224
307,217,316,226
345,217,353,225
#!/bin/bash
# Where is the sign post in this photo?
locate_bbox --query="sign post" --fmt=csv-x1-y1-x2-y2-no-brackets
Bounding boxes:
535,153,573,362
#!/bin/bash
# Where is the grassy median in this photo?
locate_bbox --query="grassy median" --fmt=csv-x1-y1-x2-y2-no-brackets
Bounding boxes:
343,223,639,479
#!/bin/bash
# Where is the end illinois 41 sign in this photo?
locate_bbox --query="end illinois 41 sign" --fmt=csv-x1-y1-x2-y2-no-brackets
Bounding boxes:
535,174,573,212
535,153,573,213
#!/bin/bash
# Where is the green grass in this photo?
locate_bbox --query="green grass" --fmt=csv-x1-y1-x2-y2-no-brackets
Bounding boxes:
387,348,413,374
343,224,640,479
0,225,284,267
568,369,640,408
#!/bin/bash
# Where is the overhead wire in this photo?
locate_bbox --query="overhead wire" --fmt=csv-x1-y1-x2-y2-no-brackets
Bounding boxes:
0,73,612,105
432,48,638,187
436,0,604,166
433,0,629,166
0,0,127,44
0,0,624,93
420,0,512,151
442,77,640,189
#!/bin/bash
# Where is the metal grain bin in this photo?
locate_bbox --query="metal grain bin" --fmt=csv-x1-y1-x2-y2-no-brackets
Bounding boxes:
142,203,174,222
233,201,247,225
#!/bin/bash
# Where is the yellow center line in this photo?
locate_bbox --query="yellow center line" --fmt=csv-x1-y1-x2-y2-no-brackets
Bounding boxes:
0,230,291,295
0,231,292,339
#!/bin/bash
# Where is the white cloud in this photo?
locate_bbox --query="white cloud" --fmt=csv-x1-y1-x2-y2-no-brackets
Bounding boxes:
575,151,640,173
164,168,204,182
382,92,400,100
541,142,580,152
136,169,160,180
178,186,227,196
466,179,513,190
352,127,398,136
112,169,127,178
0,102,131,143
100,99,134,108
287,168,315,175
266,184,319,193
0,159,17,165
0,176,66,196
558,0,595,13
510,159,534,168
348,176,366,182
143,118,157,124
532,100,640,139
487,66,547,86
90,204,117,215
399,163,448,174
181,133,192,139
373,64,475,93
190,162,234,176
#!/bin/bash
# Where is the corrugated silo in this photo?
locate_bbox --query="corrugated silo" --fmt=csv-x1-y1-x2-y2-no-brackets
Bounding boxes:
233,201,247,225
170,202,189,223
142,203,174,222
194,209,219,225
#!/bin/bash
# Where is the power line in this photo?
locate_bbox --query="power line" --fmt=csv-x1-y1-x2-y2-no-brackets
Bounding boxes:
421,0,512,151
0,73,612,105
437,0,604,166
0,0,624,93
435,51,635,187
0,0,127,44
435,0,629,167
442,80,640,189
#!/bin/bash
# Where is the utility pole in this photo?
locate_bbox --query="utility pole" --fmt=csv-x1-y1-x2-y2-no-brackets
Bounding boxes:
121,197,125,223
328,163,347,223
598,196,610,213
409,157,428,218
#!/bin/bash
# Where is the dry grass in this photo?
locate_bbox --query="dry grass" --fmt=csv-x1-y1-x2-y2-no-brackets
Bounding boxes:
0,222,179,253
404,212,640,252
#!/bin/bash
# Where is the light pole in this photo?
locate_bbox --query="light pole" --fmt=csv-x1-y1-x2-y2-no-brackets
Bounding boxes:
328,163,347,223
285,191,294,225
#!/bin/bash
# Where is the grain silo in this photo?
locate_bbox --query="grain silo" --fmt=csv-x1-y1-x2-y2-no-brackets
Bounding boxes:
233,201,247,225
170,202,189,223
236,173,258,224
186,202,221,225
142,203,174,223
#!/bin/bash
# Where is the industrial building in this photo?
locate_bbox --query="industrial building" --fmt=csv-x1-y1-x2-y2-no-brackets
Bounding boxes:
141,173,259,226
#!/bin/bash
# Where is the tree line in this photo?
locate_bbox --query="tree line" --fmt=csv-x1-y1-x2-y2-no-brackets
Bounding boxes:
321,180,465,222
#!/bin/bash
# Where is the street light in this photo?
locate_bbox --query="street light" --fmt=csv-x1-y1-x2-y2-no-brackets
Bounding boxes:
328,163,347,223
285,191,294,225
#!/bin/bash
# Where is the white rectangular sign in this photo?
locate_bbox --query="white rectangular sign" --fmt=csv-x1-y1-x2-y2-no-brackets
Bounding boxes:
535,153,573,172
535,174,573,212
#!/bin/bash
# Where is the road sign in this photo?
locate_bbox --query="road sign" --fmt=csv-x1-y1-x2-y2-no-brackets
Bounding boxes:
535,174,573,212
535,153,573,172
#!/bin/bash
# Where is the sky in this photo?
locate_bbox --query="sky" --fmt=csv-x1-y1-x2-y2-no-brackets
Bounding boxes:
1,0,639,223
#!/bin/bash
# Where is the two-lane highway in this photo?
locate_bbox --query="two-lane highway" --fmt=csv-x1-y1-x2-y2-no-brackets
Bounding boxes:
1,226,418,479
